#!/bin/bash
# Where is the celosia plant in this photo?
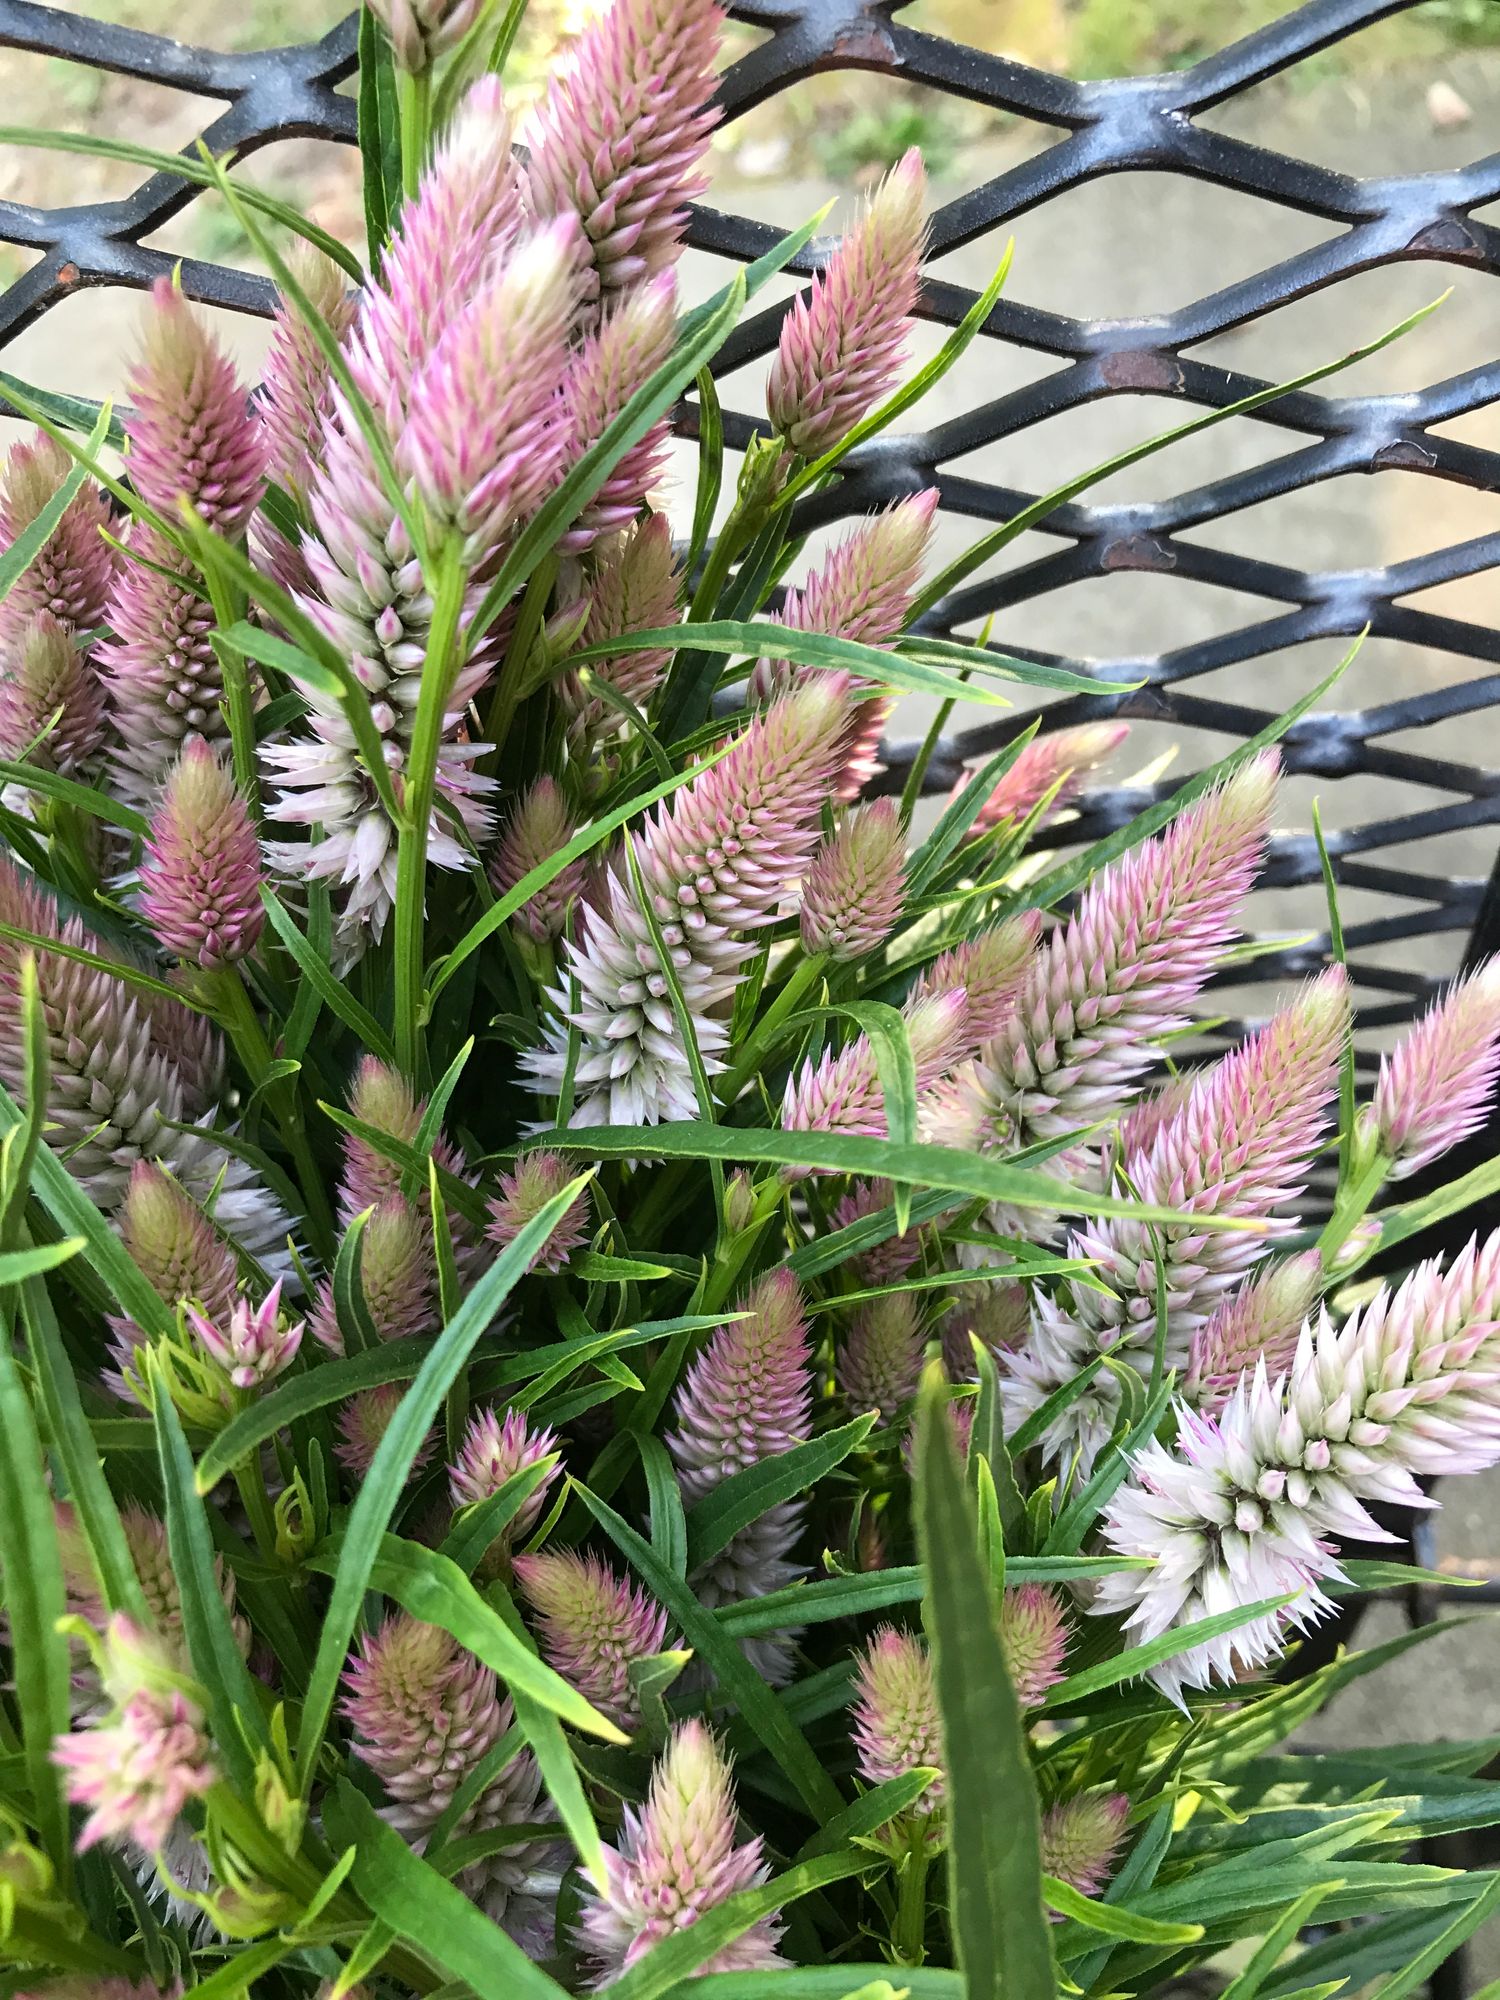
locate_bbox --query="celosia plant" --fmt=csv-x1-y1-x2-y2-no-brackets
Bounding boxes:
0,3,1492,1997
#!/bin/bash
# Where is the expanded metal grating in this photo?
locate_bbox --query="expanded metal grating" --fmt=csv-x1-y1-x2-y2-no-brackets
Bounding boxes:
1,0,1498,1980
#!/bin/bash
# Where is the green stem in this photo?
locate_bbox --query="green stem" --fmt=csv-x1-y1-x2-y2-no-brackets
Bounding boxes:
234,1456,281,1565
1318,1153,1389,1271
211,970,336,1261
393,547,468,1082
397,68,432,203
893,1833,930,1965
718,950,826,1104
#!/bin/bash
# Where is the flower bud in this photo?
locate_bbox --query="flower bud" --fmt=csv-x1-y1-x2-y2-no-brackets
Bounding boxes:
138,736,264,969
800,800,906,961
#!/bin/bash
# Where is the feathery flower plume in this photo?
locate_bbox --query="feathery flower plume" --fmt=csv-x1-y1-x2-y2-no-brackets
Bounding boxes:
577,1720,783,1982
560,273,677,549
138,738,264,969
486,1152,593,1273
1041,1794,1129,1900
514,1550,669,1731
126,281,266,540
851,1627,944,1816
1000,1583,1069,1708
343,1615,560,1936
1003,974,1349,1472
334,1384,436,1476
783,988,968,1147
1367,957,1500,1178
941,1280,1030,1380
1096,1232,1500,1699
839,1293,924,1424
490,780,586,945
524,0,724,302
559,515,680,782
0,611,106,773
0,431,115,639
766,151,926,459
185,1282,302,1392
120,1162,239,1324
669,1271,812,1681
961,753,1278,1151
98,527,231,807
53,1617,216,1852
752,492,939,799
801,800,906,961
0,857,291,1263
337,1056,472,1227
832,1179,927,1287
262,84,530,960
449,1407,561,1548
366,0,481,71
256,245,355,510
524,676,853,1125
959,722,1129,841
1186,1252,1324,1413
1115,1070,1196,1166
912,911,1042,1057
399,219,582,561
344,1197,438,1347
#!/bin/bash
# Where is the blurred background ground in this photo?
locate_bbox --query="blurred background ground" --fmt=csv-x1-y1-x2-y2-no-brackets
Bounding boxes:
8,0,1500,1978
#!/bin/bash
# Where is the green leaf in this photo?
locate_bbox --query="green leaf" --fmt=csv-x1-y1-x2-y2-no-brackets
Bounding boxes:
294,1172,596,1795
711,1556,1143,1638
196,1336,431,1492
304,1532,626,1740
261,885,398,1063
0,1237,81,1282
687,369,723,577
0,758,147,836
332,1208,382,1355
535,1124,1268,1234
152,1374,270,1793
0,1310,72,1881
0,402,109,612
327,1780,572,2000
1218,1885,1345,2000
686,1414,877,1569
914,1365,1054,2000
1045,1593,1295,1708
635,1433,689,1580
575,1482,844,1822
1369,1873,1500,2000
692,1975,961,2000
600,1851,868,2000
440,1459,561,1576
796,1769,942,1860
1046,1873,1202,1942
356,4,399,264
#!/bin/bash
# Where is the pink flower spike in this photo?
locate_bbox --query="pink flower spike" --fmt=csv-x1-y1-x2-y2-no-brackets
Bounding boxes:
486,1151,593,1273
560,514,681,785
52,1616,216,1853
851,1626,944,1816
1186,1252,1325,1413
185,1282,303,1391
399,220,583,560
1369,957,1500,1178
514,1550,669,1731
334,1383,437,1477
119,1161,238,1323
0,431,115,640
959,722,1129,841
911,910,1042,1057
366,0,481,71
449,1407,561,1542
560,273,678,550
576,1720,784,1983
126,280,266,540
1000,1583,1069,1708
838,1293,924,1425
832,1179,928,1287
970,751,1279,1147
138,736,264,969
525,0,725,302
801,800,906,961
1041,1794,1129,1901
256,245,354,510
0,611,106,775
766,150,926,459
783,987,968,1149
490,781,586,945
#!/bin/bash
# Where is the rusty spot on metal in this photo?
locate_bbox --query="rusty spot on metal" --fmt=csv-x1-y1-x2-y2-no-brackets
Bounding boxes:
56,262,79,287
1100,350,1184,393
1100,534,1177,573
1405,217,1480,257
829,19,898,64
1372,438,1438,472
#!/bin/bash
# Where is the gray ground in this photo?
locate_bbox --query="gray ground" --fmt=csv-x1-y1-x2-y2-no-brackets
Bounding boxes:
2,29,1499,1977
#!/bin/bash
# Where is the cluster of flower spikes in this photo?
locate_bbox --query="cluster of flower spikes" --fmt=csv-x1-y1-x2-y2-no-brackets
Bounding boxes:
255,0,725,967
1091,955,1500,1701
